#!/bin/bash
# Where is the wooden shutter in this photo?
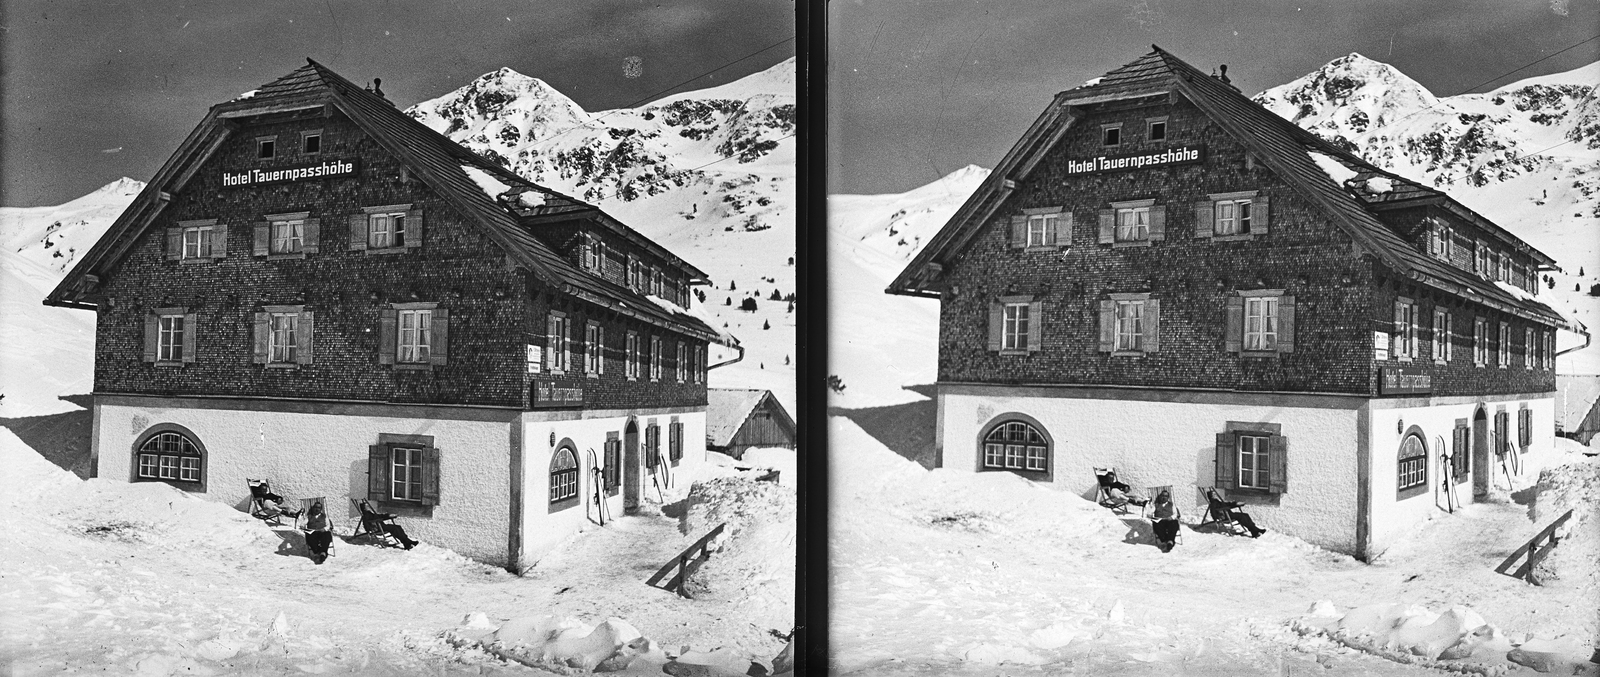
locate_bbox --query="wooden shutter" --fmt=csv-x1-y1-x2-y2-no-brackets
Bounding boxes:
404,207,424,248
1253,196,1270,235
368,445,390,501
1097,300,1115,352
165,228,183,261
295,311,315,365
1268,435,1289,494
301,217,320,254
1053,212,1073,246
252,222,269,255
1224,296,1244,353
422,447,442,505
1144,299,1160,352
1194,200,1214,239
987,303,1003,352
1026,301,1043,353
1148,205,1166,241
377,309,398,365
1453,427,1468,478
1097,209,1115,244
430,308,450,366
181,312,197,363
143,314,159,362
210,224,229,259
348,213,368,251
1009,215,1026,249
251,312,269,364
1214,432,1237,489
1278,296,1296,353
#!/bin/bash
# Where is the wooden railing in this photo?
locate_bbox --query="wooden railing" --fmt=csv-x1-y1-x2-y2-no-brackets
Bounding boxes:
646,523,725,598
1495,509,1574,585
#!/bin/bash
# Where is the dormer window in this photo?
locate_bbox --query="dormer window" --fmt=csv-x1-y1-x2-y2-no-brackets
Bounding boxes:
1101,124,1122,147
626,255,641,290
256,137,276,160
1429,222,1451,261
583,234,603,272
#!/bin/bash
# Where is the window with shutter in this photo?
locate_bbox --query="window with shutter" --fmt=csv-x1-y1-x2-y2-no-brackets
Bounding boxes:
1218,422,1286,495
1101,293,1157,355
359,204,412,251
372,434,437,506
1451,423,1470,480
604,433,622,495
152,308,187,365
996,296,1034,353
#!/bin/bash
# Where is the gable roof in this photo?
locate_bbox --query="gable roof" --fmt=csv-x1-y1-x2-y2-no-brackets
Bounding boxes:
887,47,1569,330
45,60,725,345
706,388,795,447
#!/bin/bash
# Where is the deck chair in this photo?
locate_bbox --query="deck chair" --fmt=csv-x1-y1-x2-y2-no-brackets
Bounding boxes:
299,497,334,559
1198,488,1251,536
1094,467,1148,514
348,498,403,548
247,479,300,526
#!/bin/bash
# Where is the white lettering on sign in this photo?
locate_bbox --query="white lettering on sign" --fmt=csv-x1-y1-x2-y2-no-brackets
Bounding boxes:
221,159,358,188
1064,146,1205,175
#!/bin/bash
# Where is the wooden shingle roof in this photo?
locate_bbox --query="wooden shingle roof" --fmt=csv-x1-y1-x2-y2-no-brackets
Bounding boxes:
47,60,725,345
888,46,1569,330
706,388,794,447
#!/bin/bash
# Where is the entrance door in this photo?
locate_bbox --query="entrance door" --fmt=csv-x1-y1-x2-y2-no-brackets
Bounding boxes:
623,420,640,512
1472,407,1489,499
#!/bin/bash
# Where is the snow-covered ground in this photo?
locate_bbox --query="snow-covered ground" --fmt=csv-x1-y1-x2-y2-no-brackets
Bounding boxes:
829,416,1599,675
0,428,794,675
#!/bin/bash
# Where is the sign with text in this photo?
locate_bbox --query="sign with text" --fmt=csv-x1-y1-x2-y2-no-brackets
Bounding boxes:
1064,145,1205,176
1380,366,1433,396
221,159,359,188
530,377,583,408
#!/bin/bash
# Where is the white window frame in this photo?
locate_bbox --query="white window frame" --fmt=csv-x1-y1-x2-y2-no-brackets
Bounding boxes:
1395,301,1416,361
1025,213,1055,247
1114,206,1150,243
267,312,298,364
1244,296,1278,351
1101,123,1122,147
368,211,406,249
1114,300,1144,352
1397,434,1427,492
390,446,424,502
301,130,321,155
586,322,604,375
157,313,185,362
649,336,662,381
270,218,304,254
256,136,276,159
981,421,1048,473
675,342,687,382
136,432,201,483
625,331,640,380
398,309,434,365
1214,199,1253,236
1237,435,1270,490
1147,117,1167,141
1498,321,1510,368
1434,308,1453,363
546,313,569,374
1474,317,1488,366
1002,302,1030,351
1524,327,1534,369
181,226,213,259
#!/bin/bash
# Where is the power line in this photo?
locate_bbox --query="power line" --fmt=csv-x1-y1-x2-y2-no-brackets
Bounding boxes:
1384,32,1600,128
1521,138,1577,159
601,132,795,201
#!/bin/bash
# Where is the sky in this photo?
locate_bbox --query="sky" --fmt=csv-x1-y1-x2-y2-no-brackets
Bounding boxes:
0,0,795,207
827,0,1600,195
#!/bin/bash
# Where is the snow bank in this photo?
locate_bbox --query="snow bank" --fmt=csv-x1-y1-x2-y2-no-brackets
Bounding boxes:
446,612,789,675
738,446,796,487
1530,449,1600,587
678,476,795,631
461,165,512,200
1291,600,1598,675
1310,151,1359,186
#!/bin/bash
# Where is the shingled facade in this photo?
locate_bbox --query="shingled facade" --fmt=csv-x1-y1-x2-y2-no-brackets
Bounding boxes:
888,48,1578,560
45,61,734,571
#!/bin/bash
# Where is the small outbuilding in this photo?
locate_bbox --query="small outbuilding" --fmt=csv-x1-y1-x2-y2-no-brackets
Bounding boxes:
706,389,796,459
1556,375,1600,445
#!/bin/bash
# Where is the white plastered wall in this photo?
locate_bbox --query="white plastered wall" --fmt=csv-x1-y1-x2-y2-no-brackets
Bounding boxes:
519,409,706,569
938,386,1363,555
96,400,515,566
1364,393,1554,558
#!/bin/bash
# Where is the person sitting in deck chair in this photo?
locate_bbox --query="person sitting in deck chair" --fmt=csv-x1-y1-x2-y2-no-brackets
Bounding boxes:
248,480,301,520
357,501,419,550
1209,492,1266,538
1095,468,1149,510
1150,490,1182,553
302,501,332,564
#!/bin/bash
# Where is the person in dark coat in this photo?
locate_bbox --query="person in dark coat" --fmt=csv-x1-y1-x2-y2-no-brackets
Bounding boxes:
1213,495,1266,538
302,502,333,564
1150,490,1182,553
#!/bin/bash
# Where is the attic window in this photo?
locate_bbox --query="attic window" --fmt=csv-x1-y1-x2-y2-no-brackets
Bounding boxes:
1101,124,1122,147
302,131,322,155
1147,118,1168,142
257,137,277,160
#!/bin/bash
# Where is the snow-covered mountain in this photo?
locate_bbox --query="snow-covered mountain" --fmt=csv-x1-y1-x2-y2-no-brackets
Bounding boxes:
828,166,988,406
1255,54,1600,373
0,178,143,417
409,58,796,412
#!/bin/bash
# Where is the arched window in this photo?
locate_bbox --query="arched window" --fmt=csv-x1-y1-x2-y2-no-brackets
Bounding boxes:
981,420,1049,474
550,445,579,504
1397,433,1427,497
134,429,204,486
